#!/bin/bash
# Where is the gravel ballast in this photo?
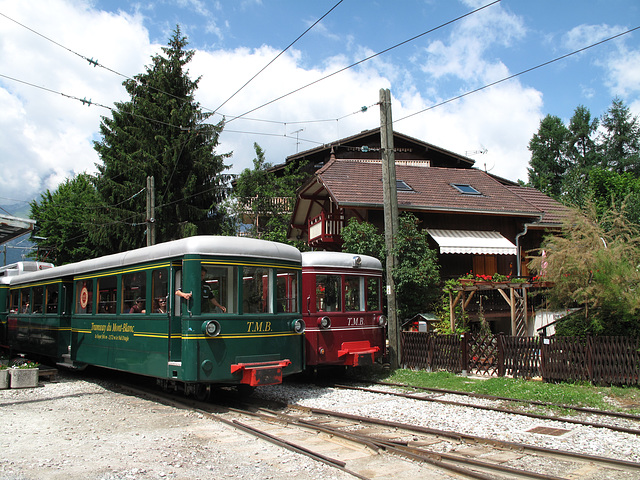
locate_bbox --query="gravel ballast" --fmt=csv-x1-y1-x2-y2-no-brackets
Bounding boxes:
2,371,639,479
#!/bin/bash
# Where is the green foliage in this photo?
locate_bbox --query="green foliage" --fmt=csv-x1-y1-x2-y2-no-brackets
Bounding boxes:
29,173,101,264
340,214,441,321
392,214,441,320
527,99,640,210
588,167,640,225
91,26,230,255
340,217,385,261
230,143,306,246
600,98,640,174
527,114,569,198
529,204,640,336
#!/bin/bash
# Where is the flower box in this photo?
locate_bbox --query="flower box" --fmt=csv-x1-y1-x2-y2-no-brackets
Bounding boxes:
0,369,8,389
9,367,39,389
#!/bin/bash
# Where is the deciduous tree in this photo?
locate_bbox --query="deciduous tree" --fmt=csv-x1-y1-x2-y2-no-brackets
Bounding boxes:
29,173,101,264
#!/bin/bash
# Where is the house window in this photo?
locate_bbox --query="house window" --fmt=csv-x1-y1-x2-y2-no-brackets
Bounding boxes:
452,183,481,195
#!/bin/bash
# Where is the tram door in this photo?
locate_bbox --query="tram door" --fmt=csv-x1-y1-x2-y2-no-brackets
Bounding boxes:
168,267,183,365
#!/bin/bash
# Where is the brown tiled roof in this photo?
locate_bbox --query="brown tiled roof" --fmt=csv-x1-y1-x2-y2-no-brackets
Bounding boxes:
316,159,543,217
506,185,571,225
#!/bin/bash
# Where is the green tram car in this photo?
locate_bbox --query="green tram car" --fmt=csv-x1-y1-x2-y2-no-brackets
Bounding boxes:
0,236,305,396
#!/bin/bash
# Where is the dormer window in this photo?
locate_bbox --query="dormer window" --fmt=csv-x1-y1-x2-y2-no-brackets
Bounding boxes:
452,183,481,195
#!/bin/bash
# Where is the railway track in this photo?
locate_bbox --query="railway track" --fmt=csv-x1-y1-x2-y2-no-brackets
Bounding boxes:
122,382,640,480
330,381,640,435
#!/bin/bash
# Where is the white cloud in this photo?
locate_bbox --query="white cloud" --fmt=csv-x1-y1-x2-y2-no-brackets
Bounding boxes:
604,48,640,98
0,0,549,207
0,0,154,202
561,24,624,52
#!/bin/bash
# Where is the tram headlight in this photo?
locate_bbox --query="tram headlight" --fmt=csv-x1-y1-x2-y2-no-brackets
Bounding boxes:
318,316,331,329
377,315,387,327
291,319,305,334
202,320,221,337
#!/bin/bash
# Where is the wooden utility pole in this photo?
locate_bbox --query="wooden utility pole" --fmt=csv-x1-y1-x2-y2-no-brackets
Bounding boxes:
146,176,156,246
380,88,400,369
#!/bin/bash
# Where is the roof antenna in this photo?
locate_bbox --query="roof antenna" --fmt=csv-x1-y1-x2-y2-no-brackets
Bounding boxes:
290,128,304,153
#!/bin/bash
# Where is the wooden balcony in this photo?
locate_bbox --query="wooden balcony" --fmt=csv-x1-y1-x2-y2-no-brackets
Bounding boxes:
308,211,344,247
238,196,293,224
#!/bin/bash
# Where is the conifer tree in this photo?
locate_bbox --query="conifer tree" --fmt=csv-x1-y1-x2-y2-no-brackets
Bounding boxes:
92,26,230,254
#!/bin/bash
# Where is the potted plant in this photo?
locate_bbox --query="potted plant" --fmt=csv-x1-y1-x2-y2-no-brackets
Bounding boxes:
9,361,40,389
0,364,8,390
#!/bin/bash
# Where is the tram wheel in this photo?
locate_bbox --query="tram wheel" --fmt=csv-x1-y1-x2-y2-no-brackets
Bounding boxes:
194,384,212,402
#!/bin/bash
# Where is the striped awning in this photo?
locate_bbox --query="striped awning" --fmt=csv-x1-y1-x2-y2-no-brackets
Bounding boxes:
427,229,517,255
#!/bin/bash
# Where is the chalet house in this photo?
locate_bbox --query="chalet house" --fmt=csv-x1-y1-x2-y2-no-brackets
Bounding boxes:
286,128,569,280
281,128,570,335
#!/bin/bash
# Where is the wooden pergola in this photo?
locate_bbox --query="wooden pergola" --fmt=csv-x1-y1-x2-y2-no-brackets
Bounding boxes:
449,282,530,336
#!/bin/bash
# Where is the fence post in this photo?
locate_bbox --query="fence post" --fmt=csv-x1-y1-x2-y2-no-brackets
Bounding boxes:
461,333,468,376
587,335,594,384
540,335,548,381
497,334,505,377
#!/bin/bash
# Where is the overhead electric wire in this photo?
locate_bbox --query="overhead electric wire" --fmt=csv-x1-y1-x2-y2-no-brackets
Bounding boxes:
394,25,640,124
2,1,491,133
0,11,223,120
212,0,344,114
225,0,501,124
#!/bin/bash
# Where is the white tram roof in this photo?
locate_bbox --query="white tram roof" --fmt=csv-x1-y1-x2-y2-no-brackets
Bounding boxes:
7,236,301,286
301,251,382,271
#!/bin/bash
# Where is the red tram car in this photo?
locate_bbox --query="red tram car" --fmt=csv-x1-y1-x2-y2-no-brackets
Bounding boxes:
301,251,386,369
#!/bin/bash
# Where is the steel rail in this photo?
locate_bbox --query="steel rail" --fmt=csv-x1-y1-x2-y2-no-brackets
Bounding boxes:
122,383,558,480
333,383,640,435
292,414,562,480
243,405,552,480
120,384,372,480
295,405,640,472
368,379,640,421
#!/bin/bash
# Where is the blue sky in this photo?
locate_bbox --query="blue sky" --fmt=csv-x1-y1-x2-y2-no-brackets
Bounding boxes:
1,0,639,209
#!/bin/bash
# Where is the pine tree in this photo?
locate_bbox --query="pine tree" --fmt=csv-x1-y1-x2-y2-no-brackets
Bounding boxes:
600,98,640,175
527,115,569,198
92,26,231,254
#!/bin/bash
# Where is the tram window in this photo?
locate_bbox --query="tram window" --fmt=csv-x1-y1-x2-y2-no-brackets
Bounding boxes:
345,276,363,312
201,266,234,314
46,284,59,314
122,272,146,313
174,269,183,316
32,286,44,314
75,280,93,314
10,290,19,313
316,275,341,312
366,277,381,311
243,266,271,314
20,288,31,313
276,269,298,313
97,276,117,314
152,269,168,314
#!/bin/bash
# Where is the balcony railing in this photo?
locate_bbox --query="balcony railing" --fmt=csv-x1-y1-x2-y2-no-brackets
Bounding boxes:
237,196,293,215
308,211,345,247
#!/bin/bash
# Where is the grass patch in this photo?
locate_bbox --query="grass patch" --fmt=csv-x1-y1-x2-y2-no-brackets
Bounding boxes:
355,367,640,414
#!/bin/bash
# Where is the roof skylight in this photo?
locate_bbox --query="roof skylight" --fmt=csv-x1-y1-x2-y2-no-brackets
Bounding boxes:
396,180,414,192
451,183,481,195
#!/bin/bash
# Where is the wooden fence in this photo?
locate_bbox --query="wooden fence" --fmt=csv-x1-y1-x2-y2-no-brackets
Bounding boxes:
400,332,640,386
